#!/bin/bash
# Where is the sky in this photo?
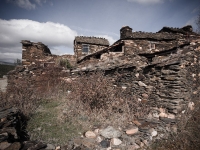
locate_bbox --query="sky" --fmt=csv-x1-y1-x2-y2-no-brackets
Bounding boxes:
0,0,200,63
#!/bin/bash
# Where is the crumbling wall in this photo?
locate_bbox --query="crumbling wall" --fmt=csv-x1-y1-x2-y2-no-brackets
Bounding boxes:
22,40,52,66
21,40,76,68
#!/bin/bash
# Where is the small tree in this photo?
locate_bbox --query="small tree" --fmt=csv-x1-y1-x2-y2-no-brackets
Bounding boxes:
14,58,22,66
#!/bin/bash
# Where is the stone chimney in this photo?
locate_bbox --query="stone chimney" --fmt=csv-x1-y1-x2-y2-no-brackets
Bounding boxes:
120,26,133,39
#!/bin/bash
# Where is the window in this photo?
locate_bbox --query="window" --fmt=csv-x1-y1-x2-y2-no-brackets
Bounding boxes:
82,44,89,53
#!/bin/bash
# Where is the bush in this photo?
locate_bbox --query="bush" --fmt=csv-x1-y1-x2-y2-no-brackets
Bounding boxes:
56,58,72,69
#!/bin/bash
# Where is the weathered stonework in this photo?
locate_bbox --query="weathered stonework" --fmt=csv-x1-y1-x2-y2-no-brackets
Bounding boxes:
21,40,76,68
21,40,52,66
74,36,109,61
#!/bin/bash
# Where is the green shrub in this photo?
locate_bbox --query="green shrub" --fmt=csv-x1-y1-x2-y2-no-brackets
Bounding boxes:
57,58,72,69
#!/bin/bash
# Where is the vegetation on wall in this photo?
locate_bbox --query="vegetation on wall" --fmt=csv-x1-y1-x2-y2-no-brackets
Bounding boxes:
56,58,73,69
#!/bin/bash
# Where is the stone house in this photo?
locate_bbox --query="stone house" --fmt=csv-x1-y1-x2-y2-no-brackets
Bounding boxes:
77,25,198,65
74,36,109,61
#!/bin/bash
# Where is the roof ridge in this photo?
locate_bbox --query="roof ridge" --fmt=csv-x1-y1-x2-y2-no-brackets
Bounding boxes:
75,36,107,40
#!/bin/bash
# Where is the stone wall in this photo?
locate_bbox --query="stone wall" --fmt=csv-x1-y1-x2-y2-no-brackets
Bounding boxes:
73,38,200,114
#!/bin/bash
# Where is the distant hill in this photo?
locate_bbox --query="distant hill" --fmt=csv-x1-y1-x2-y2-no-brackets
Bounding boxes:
0,61,15,66
0,63,15,78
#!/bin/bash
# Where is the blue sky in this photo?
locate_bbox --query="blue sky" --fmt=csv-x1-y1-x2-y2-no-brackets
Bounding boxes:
0,0,199,63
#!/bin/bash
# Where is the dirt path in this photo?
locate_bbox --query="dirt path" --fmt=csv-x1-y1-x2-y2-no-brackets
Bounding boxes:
0,78,7,92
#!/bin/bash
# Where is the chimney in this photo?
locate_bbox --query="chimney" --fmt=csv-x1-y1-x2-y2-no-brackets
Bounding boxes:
120,26,133,39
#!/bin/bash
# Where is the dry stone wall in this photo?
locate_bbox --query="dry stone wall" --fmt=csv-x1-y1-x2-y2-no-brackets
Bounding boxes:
74,38,200,115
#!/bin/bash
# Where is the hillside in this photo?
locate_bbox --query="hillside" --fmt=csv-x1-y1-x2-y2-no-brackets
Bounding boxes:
0,64,15,78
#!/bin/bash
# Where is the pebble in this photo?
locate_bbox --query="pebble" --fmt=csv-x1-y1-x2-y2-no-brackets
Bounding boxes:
100,126,122,139
85,131,96,138
126,127,139,135
132,120,141,126
151,130,157,137
188,102,195,110
138,81,147,87
96,136,103,143
55,146,61,150
111,138,122,146
100,140,110,148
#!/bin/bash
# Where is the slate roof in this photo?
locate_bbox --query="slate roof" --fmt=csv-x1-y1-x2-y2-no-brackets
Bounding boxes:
75,36,109,46
158,25,194,35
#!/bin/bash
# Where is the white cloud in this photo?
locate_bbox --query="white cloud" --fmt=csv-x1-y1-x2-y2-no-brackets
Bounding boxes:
7,0,51,10
7,0,36,10
34,0,47,6
185,16,198,31
127,0,164,4
0,19,77,62
192,7,200,14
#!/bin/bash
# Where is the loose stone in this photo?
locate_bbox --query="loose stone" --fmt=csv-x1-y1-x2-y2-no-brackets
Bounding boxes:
100,126,122,139
100,140,110,148
111,138,122,146
126,127,139,135
85,131,96,138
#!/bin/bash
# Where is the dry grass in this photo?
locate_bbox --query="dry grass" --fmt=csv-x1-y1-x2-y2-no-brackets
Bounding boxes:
26,99,83,145
63,71,149,128
23,71,150,145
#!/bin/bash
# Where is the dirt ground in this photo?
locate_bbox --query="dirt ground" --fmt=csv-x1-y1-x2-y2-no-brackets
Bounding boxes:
0,77,7,92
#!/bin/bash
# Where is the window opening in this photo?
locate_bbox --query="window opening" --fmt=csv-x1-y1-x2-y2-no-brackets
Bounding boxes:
82,44,89,53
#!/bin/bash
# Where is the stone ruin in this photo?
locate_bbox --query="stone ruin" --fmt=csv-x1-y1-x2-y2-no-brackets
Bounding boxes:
2,25,200,149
